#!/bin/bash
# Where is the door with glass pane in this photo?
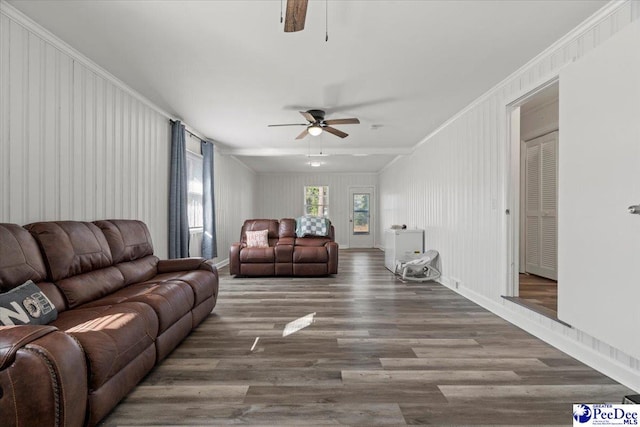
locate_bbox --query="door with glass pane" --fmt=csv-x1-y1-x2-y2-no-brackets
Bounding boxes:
349,187,375,248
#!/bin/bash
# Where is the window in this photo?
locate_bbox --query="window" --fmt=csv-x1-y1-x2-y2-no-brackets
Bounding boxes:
304,186,329,217
352,193,370,234
186,151,203,230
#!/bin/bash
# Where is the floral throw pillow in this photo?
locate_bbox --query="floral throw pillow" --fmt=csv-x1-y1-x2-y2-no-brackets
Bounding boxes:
245,229,269,248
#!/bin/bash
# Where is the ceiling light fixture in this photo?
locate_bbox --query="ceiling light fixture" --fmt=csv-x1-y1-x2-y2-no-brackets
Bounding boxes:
308,125,323,136
308,161,322,167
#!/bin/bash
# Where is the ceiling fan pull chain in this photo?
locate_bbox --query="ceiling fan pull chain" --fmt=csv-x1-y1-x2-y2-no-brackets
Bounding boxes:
280,0,283,23
325,0,329,41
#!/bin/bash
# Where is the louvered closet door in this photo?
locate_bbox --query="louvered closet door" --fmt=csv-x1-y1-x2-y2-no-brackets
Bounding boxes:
525,131,558,280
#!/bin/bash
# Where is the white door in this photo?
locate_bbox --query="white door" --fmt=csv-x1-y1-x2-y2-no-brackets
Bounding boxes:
524,132,558,280
349,187,375,248
558,19,640,359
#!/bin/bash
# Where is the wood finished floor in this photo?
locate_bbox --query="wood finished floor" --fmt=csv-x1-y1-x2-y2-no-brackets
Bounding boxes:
505,274,559,320
102,249,632,426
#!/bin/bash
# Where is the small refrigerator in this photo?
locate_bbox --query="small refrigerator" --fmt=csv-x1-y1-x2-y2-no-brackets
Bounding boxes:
384,229,424,272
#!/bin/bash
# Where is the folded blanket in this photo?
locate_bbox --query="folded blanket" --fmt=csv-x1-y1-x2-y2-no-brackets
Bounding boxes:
296,216,330,237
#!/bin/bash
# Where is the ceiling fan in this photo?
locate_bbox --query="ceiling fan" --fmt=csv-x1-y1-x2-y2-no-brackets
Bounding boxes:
268,110,360,140
284,0,308,32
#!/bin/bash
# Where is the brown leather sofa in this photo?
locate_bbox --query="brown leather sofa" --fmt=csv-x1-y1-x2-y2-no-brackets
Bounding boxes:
0,219,218,427
229,218,338,276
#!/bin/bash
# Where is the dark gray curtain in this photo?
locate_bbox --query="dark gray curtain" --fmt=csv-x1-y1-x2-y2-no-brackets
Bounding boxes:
169,120,190,258
201,141,217,259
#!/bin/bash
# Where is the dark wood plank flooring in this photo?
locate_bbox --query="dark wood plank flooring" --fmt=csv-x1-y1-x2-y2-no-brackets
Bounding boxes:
102,249,632,426
519,273,558,311
505,273,559,320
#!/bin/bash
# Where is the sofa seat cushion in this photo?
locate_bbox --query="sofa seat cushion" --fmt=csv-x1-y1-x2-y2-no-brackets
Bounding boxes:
146,271,217,306
239,247,275,263
79,281,194,333
50,302,158,390
293,247,329,263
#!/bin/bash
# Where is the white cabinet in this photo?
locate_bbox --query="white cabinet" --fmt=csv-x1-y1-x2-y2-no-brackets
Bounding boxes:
384,229,424,271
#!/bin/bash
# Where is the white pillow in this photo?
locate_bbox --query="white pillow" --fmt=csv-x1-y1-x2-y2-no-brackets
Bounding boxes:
245,229,269,248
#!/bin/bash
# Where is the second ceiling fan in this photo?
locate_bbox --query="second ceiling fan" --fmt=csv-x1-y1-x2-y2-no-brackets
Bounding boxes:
269,110,360,140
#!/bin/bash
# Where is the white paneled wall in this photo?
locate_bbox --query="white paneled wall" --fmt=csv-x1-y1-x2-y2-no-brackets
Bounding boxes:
379,1,640,390
521,97,559,142
381,105,501,298
212,152,256,264
0,4,257,262
255,173,378,247
0,6,171,256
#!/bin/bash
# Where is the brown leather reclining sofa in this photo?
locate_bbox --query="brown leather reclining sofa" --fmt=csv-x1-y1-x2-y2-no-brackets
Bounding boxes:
229,218,338,276
0,219,218,427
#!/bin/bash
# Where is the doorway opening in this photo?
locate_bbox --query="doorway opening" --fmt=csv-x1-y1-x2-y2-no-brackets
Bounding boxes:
505,81,559,320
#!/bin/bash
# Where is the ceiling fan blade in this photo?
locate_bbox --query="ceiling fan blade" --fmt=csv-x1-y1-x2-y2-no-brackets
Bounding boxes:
284,0,308,33
295,128,309,140
323,126,348,138
299,111,316,123
324,118,360,125
268,123,308,127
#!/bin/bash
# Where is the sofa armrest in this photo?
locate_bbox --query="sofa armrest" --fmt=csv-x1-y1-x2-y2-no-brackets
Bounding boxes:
157,257,207,273
326,241,339,274
0,325,58,369
0,325,88,427
275,244,293,263
199,259,219,281
229,243,241,276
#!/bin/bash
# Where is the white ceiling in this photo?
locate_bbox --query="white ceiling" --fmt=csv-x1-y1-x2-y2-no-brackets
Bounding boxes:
8,0,607,173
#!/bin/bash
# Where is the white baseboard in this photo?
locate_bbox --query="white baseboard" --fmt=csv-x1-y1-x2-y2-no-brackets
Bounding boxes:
437,275,640,393
215,258,229,269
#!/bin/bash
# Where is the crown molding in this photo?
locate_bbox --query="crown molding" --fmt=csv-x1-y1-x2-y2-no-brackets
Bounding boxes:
410,0,629,154
0,0,214,140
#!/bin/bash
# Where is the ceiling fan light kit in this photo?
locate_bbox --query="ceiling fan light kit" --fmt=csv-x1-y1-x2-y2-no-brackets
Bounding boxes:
308,125,323,136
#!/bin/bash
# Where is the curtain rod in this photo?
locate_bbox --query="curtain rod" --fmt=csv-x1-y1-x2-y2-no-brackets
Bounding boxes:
169,119,206,142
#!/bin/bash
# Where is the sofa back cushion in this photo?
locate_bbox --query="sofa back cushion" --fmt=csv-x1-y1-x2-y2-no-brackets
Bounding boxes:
113,256,159,286
0,223,67,312
241,219,279,247
278,218,296,238
26,221,114,281
94,220,154,263
0,223,48,292
94,220,159,285
26,221,124,308
55,266,125,308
